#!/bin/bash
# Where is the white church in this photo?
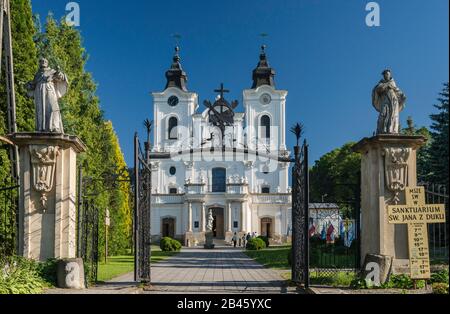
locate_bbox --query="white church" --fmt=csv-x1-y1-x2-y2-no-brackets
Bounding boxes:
149,46,294,246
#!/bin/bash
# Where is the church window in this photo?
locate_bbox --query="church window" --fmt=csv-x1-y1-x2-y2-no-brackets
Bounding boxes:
168,117,178,140
262,187,270,194
260,115,271,139
169,188,178,194
212,168,226,192
169,166,177,176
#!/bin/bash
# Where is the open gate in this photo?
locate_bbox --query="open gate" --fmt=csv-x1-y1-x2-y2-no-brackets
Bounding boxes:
291,140,309,287
133,132,152,283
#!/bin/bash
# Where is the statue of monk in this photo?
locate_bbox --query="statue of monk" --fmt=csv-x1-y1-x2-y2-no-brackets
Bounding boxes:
26,58,68,133
372,69,406,134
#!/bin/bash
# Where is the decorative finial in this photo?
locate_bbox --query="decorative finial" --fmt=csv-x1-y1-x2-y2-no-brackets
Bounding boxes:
261,45,267,54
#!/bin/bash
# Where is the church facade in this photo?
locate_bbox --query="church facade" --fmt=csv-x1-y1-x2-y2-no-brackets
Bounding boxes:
150,46,293,246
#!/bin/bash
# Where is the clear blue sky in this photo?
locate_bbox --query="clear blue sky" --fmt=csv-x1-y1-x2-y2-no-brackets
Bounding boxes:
31,0,449,166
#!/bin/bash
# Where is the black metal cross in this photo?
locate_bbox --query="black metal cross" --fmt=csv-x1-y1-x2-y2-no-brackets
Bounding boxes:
214,83,229,99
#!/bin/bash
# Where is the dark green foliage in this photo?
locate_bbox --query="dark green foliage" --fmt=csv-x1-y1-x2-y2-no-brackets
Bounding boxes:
350,274,426,290
427,83,449,186
160,237,182,252
287,248,292,266
32,16,132,258
401,123,432,183
257,236,270,248
430,269,449,284
309,143,361,204
0,256,53,294
35,258,58,287
246,238,266,251
0,0,37,183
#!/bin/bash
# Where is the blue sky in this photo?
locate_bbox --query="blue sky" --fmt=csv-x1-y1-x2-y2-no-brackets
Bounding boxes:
31,0,449,166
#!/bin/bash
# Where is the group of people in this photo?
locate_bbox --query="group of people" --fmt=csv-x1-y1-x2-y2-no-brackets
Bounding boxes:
231,232,259,248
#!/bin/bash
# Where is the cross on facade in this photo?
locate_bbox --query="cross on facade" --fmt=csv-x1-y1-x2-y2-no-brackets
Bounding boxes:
214,83,229,100
387,187,446,279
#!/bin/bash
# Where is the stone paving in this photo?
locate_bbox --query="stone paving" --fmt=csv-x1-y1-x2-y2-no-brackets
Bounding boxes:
123,246,291,294
45,246,295,294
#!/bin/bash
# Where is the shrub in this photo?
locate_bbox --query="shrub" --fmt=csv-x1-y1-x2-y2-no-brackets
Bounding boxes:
431,269,449,284
246,238,266,251
432,282,449,294
0,256,49,294
160,237,182,252
257,236,270,248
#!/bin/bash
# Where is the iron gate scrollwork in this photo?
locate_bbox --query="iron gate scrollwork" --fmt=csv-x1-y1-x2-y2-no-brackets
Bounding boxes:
134,132,152,283
79,198,99,285
291,140,309,287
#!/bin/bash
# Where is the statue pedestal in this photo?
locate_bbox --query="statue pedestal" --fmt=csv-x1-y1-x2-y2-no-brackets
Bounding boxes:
204,231,215,249
353,135,426,273
9,133,86,262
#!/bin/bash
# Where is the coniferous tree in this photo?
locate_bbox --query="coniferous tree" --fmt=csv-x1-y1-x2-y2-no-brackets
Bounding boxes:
427,83,449,186
33,15,132,256
0,0,37,183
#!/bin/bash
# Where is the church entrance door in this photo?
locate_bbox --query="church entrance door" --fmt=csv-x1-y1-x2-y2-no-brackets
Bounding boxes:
211,207,225,239
162,217,175,238
261,217,273,238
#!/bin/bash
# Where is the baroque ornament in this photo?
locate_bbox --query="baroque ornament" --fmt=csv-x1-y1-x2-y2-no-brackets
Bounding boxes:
384,147,411,204
30,145,59,211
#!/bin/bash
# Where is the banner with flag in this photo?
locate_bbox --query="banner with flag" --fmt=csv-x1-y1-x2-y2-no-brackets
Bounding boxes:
326,223,335,244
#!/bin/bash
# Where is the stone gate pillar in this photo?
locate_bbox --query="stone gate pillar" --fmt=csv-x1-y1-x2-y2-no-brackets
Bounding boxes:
9,133,86,262
353,134,426,272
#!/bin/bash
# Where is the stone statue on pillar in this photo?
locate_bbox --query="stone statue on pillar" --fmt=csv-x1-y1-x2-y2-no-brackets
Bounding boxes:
26,58,68,133
372,69,406,134
353,70,427,280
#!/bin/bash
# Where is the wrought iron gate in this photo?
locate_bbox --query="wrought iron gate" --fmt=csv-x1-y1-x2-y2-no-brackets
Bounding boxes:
78,198,99,285
133,132,152,283
291,140,309,287
308,193,361,281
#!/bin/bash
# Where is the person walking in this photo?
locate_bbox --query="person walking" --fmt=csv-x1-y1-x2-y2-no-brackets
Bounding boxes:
246,232,251,242
232,232,238,248
242,234,247,248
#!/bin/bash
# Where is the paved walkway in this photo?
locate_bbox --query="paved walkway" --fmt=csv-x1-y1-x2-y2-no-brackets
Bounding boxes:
45,246,294,294
119,246,291,294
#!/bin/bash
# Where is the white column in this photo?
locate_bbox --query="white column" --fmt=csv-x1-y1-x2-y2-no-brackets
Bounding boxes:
201,203,206,232
227,202,232,232
188,202,193,232
240,201,248,232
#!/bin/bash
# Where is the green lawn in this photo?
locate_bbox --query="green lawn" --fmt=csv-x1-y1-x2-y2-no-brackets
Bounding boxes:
244,245,291,269
97,245,179,282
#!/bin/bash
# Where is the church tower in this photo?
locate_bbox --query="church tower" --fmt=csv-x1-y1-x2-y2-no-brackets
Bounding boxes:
243,46,287,153
243,46,289,194
152,47,198,153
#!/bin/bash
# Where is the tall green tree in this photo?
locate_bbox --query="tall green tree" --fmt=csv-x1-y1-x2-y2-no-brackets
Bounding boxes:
309,142,361,204
33,15,132,256
402,118,432,183
427,83,449,186
0,0,37,184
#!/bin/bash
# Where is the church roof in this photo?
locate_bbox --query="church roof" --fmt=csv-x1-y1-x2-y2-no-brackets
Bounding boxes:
165,47,188,92
251,45,276,89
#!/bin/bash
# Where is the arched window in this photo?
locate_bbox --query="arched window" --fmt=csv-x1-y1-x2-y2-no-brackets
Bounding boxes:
212,168,226,192
260,115,271,139
168,117,178,140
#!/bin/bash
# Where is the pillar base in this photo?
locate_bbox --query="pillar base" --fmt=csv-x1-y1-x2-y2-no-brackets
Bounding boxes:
9,132,86,261
353,134,426,270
